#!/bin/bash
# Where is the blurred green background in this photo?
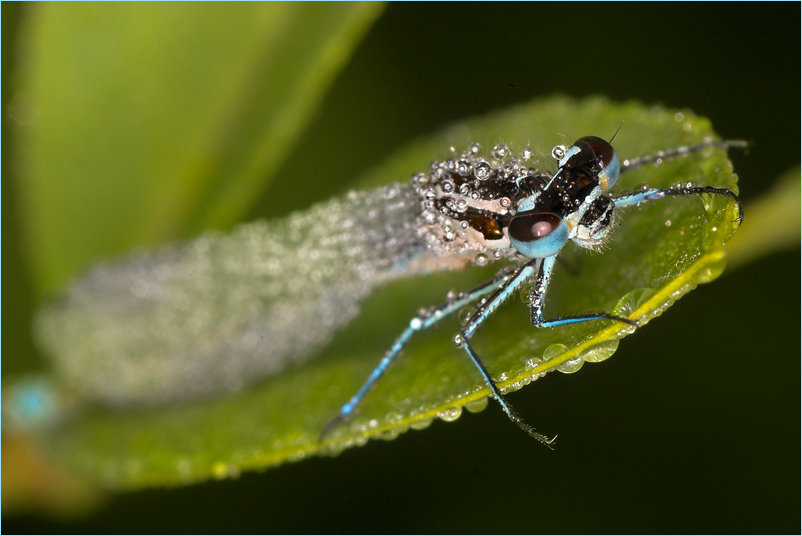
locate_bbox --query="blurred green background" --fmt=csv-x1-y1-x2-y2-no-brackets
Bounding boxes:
3,2,798,533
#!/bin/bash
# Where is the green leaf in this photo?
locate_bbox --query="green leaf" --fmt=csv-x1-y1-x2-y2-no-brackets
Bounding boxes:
37,96,742,489
13,2,383,297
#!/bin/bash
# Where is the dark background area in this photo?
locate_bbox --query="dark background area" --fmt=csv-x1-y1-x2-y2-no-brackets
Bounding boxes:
5,2,799,533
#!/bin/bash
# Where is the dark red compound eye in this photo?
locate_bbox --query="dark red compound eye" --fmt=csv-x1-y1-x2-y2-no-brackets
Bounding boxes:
508,212,570,259
577,136,615,169
508,212,562,242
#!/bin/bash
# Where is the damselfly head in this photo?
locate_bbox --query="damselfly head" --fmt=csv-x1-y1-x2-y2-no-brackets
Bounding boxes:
554,136,621,191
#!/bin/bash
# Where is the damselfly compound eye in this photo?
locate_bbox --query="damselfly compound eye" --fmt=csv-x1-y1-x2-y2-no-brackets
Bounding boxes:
508,212,570,259
576,135,621,190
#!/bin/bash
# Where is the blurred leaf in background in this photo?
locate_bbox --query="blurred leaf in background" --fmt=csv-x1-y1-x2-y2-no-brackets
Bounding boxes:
12,2,382,299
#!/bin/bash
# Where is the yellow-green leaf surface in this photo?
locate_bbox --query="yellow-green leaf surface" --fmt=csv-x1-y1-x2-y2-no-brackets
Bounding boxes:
13,2,383,297
35,97,743,489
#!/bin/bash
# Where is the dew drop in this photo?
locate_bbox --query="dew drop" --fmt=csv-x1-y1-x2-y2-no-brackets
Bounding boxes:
696,257,726,284
474,252,489,267
613,287,657,317
474,161,491,180
557,356,584,374
525,357,542,370
437,406,463,422
491,143,510,160
543,343,568,361
384,411,402,425
377,428,402,440
551,145,566,160
465,397,489,413
211,461,240,480
458,306,475,324
411,172,428,185
579,339,619,364
520,284,535,304
410,418,433,431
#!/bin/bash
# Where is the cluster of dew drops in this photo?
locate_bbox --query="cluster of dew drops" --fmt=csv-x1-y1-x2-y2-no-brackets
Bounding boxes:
410,141,544,266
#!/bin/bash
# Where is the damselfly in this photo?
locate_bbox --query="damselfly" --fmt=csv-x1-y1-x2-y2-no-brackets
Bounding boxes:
33,131,744,444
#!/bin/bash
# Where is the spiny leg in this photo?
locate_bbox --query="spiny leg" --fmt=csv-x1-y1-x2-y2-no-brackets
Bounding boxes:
456,256,639,446
320,265,517,442
456,259,557,447
612,185,744,224
529,256,639,329
620,139,747,173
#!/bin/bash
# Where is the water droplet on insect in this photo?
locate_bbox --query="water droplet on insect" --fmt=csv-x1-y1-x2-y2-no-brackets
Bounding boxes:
474,253,489,267
458,305,475,324
522,147,534,160
474,161,491,180
412,172,428,186
551,145,566,160
520,284,535,304
492,143,510,160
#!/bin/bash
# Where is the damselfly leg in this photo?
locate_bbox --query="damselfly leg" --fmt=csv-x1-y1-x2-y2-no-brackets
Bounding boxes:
320,266,517,441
